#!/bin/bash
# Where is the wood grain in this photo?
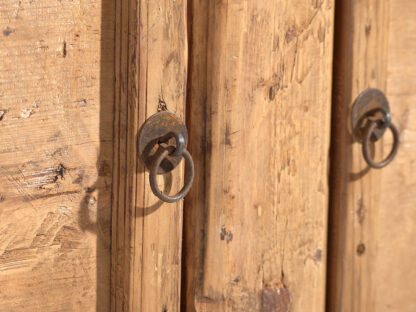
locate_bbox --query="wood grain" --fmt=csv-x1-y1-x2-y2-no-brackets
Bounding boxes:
329,1,416,310
376,1,416,311
111,0,188,311
0,0,115,311
183,0,335,310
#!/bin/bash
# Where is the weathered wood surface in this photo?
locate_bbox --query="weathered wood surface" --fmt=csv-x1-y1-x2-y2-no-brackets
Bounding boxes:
374,2,416,310
184,0,335,311
328,0,390,311
111,0,188,311
326,0,416,311
0,0,114,311
328,0,416,311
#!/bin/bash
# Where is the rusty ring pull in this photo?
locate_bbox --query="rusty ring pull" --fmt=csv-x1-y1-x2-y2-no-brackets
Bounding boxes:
138,111,194,203
351,88,400,170
150,146,194,203
362,121,399,169
157,131,186,157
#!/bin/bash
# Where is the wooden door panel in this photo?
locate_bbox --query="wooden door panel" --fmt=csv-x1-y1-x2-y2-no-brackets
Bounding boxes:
184,0,335,311
328,0,389,310
328,0,416,311
111,0,188,311
0,0,114,311
376,1,416,310
0,0,188,310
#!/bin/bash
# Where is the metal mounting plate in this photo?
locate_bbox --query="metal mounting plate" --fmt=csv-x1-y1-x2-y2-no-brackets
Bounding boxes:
138,111,188,174
351,88,391,141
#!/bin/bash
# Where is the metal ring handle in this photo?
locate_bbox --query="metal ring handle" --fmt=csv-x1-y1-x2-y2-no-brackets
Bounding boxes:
149,148,194,203
158,131,186,157
362,121,399,169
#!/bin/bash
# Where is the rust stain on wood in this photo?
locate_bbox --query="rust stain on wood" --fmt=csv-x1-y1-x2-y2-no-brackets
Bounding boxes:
220,225,233,243
2,27,15,36
356,197,365,224
262,284,291,312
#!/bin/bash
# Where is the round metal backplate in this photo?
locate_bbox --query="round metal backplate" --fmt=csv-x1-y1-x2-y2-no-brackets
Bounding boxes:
351,88,390,142
138,111,188,174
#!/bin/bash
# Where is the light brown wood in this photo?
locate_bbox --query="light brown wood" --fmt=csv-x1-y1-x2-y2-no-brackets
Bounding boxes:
184,0,335,310
0,0,115,311
327,0,390,311
111,0,188,311
328,0,416,311
375,2,416,310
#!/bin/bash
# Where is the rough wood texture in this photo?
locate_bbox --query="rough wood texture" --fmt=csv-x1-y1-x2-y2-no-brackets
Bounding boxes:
183,0,334,310
0,0,114,311
375,3,416,310
327,0,393,311
111,0,188,311
329,2,416,311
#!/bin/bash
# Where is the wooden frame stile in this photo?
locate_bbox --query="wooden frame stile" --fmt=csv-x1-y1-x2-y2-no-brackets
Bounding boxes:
327,0,390,311
112,0,188,311
184,0,335,311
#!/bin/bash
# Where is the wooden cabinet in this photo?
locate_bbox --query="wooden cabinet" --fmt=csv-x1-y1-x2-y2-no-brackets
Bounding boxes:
0,0,414,311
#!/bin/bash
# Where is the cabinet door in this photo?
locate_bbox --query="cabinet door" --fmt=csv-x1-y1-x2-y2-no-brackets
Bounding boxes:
328,0,416,311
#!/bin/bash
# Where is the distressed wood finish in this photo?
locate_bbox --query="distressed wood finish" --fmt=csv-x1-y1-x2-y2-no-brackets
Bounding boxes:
327,0,391,311
0,0,114,311
375,2,416,310
184,0,334,310
329,0,416,311
111,0,188,310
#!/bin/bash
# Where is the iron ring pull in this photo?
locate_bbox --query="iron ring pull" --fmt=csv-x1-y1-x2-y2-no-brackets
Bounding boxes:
352,88,400,169
157,131,186,157
138,111,195,203
362,121,399,169
149,146,194,203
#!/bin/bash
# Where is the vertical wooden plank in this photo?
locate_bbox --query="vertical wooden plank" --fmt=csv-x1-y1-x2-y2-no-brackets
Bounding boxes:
111,0,187,310
375,2,416,310
184,0,335,310
330,0,416,311
327,0,390,311
111,0,136,310
0,0,115,311
137,1,187,310
182,0,208,310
